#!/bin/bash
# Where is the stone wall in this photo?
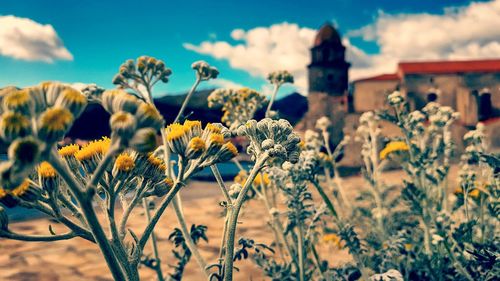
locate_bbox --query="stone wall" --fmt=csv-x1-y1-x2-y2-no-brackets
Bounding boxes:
295,92,346,145
308,66,348,95
352,80,399,112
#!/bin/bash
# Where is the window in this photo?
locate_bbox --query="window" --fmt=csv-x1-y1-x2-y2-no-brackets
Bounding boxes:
427,92,438,102
478,92,492,121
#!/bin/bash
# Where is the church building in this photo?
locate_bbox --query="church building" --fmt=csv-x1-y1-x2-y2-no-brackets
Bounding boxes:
296,22,500,151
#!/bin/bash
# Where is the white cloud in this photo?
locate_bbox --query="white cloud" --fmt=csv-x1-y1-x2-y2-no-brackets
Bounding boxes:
184,0,500,91
349,0,500,79
207,78,244,89
184,22,316,93
0,15,73,63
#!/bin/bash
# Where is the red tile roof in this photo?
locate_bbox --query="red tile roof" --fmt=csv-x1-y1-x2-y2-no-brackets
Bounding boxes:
353,73,399,83
398,59,500,75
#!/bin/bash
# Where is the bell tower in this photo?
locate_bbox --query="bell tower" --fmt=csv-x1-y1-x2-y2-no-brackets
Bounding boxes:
308,23,350,95
296,23,350,145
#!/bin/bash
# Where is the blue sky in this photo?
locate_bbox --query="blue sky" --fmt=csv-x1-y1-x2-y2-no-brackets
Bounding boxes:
0,0,498,97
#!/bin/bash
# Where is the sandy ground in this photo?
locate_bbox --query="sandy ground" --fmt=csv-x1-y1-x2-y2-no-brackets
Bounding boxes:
0,168,431,281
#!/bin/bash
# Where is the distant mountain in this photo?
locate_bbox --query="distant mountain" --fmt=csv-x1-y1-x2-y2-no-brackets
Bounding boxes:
67,90,308,140
272,92,308,124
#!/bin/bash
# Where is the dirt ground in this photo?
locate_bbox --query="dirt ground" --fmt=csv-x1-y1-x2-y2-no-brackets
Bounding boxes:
0,167,450,281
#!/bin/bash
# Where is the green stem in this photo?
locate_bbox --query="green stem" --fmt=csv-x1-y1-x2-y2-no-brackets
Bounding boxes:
223,154,268,281
0,230,77,241
142,197,165,281
49,150,126,281
211,165,232,204
265,84,279,117
310,244,326,280
138,162,186,254
322,132,350,208
119,180,149,236
297,224,305,281
218,214,229,262
173,77,201,124
172,194,210,277
443,240,474,281
311,179,339,220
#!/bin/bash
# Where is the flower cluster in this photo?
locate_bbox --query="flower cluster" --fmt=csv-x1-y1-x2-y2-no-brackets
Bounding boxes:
387,90,405,107
356,111,382,163
236,118,301,164
191,61,219,81
208,88,267,129
0,179,41,207
73,137,112,174
98,89,164,150
315,116,332,132
267,70,294,86
113,56,173,88
282,149,320,182
165,120,238,169
0,83,89,202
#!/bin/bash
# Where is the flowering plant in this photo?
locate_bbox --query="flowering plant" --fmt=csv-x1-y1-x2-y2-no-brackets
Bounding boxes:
0,56,498,281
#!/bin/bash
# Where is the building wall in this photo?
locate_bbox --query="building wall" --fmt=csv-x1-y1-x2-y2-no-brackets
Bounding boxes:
295,92,346,144
401,72,500,126
352,80,399,112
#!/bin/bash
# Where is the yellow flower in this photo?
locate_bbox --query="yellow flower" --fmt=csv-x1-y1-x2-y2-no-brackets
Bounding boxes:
58,144,80,157
114,153,135,172
163,177,174,188
454,184,484,200
110,111,137,138
152,177,174,197
209,133,225,146
322,234,343,249
136,102,163,130
188,137,205,151
184,120,202,130
74,137,111,161
185,136,206,159
254,173,270,186
147,153,163,167
184,120,203,138
0,111,31,141
10,180,30,197
299,140,305,149
234,171,269,187
140,153,166,181
219,142,238,160
0,188,7,199
205,123,222,134
469,189,480,199
3,89,33,114
379,141,409,160
38,107,74,142
40,107,73,131
234,170,247,185
404,243,413,251
55,88,87,117
223,142,237,154
38,162,57,178
165,123,189,155
166,123,188,141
